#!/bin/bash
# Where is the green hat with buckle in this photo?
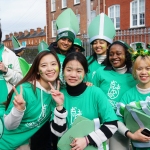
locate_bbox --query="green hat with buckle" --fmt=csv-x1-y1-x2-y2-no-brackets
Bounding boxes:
88,13,116,44
12,35,25,51
135,43,143,51
37,40,49,53
73,38,85,52
56,8,79,43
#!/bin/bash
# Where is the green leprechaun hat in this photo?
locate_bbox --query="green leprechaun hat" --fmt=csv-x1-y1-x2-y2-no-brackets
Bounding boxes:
88,13,116,44
56,8,79,42
74,38,85,52
135,42,143,51
147,43,150,49
12,35,25,51
37,40,49,53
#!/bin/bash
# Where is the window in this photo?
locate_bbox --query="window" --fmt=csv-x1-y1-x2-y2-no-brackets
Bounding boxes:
62,0,67,8
130,0,145,27
76,14,80,34
108,5,120,29
91,10,96,21
52,20,56,37
74,0,80,5
51,0,56,12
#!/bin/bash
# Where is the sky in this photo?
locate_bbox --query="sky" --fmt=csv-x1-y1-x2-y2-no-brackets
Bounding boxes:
0,0,46,40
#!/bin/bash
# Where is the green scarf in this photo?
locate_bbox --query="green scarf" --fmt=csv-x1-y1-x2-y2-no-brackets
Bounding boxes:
0,44,8,103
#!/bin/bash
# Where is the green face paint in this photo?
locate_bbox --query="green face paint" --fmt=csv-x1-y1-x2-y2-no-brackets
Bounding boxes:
80,75,82,80
39,70,43,75
122,55,125,59
55,66,59,72
148,71,150,76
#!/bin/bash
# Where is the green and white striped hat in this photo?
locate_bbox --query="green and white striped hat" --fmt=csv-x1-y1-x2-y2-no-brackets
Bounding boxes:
88,13,116,44
56,8,79,42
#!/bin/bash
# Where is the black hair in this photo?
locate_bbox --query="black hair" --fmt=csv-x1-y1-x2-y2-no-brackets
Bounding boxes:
0,28,2,42
62,52,88,74
105,41,132,69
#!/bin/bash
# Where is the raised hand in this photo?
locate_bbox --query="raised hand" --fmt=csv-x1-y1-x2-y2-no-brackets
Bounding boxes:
48,80,64,107
12,85,26,111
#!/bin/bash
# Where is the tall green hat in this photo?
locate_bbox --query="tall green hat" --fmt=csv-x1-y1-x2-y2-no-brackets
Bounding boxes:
37,40,49,53
135,42,143,50
12,35,25,51
73,38,85,52
56,8,79,42
88,13,116,44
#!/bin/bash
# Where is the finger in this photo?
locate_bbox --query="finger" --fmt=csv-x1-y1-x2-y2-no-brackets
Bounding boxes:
56,80,60,90
20,85,23,95
48,82,55,90
12,86,19,96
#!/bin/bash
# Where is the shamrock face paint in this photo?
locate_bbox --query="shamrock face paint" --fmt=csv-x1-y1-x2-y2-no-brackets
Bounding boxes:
80,75,82,80
55,66,59,72
148,71,150,76
39,70,43,75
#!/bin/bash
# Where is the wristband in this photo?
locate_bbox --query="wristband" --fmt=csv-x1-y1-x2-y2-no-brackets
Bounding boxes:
56,103,63,107
84,136,88,146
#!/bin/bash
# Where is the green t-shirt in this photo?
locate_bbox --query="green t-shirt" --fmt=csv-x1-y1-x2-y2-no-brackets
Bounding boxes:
61,86,117,129
84,56,104,82
93,67,136,110
0,82,53,150
120,88,150,150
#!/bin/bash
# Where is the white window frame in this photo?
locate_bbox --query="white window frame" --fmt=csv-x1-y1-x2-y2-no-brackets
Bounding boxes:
130,0,145,28
62,0,67,8
51,0,56,12
74,0,80,5
52,20,56,37
108,5,120,30
76,14,80,34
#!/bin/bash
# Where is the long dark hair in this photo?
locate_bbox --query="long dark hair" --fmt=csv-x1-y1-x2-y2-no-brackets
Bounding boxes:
5,50,61,109
105,41,132,69
0,28,2,43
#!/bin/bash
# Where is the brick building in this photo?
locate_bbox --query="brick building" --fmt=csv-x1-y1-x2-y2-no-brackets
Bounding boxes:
3,27,46,50
46,0,150,54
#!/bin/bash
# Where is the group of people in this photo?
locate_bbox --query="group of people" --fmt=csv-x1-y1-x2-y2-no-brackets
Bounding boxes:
0,7,150,150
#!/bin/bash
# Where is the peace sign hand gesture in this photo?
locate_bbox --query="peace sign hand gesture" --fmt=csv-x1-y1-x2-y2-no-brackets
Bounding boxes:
48,81,64,110
12,85,26,111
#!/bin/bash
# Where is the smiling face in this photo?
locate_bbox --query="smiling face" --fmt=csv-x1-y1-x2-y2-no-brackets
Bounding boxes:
92,39,108,55
38,54,59,89
133,57,150,88
64,60,85,86
57,38,72,54
109,44,126,68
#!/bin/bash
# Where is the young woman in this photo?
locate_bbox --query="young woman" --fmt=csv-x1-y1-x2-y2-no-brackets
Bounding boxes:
85,13,116,82
0,50,66,150
92,40,136,150
51,52,118,150
118,54,150,150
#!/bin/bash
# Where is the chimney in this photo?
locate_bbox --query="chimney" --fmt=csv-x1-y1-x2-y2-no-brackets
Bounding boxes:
30,29,35,35
19,32,23,37
44,26,46,33
37,27,41,34
14,32,18,37
5,35,9,39
24,30,29,36
9,33,13,38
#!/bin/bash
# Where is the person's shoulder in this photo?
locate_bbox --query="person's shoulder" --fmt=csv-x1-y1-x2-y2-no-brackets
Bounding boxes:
4,46,15,55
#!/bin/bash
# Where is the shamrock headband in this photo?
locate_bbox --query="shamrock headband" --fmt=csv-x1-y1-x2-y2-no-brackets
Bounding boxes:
128,47,150,61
